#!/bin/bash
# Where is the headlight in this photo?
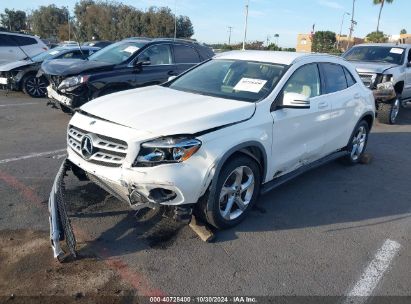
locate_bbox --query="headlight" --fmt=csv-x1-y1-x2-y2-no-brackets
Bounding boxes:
133,136,202,166
58,75,89,91
381,74,393,83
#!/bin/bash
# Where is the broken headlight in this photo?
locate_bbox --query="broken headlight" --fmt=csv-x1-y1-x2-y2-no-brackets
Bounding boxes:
58,75,89,92
134,136,202,166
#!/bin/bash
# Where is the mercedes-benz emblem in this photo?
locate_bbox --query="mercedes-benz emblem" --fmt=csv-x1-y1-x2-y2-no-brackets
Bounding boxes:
81,135,94,159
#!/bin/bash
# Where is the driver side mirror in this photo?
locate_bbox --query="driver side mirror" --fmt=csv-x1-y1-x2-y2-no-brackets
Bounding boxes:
135,56,151,66
280,92,310,109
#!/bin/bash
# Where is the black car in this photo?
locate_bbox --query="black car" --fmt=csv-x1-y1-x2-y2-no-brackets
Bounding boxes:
0,46,99,97
40,38,214,113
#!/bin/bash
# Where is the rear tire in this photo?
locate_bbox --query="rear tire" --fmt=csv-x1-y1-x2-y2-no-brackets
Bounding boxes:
341,120,370,165
202,155,261,230
22,75,48,98
377,96,400,125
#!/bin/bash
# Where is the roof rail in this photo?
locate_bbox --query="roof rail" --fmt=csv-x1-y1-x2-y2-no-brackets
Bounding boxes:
125,37,153,41
153,37,199,45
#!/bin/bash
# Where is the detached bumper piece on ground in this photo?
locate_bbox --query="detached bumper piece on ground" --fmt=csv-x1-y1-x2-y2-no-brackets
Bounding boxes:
48,158,76,262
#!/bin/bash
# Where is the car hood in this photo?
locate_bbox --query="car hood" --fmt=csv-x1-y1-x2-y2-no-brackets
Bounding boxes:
348,61,398,74
41,59,113,76
80,85,256,135
0,60,33,72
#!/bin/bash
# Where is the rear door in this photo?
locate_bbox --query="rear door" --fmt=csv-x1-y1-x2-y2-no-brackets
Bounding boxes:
318,62,361,154
172,44,202,74
134,43,177,86
271,63,330,175
404,48,411,99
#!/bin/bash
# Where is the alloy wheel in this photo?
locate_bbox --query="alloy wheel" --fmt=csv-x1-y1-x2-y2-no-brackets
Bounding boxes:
26,77,47,97
350,126,367,161
219,165,255,221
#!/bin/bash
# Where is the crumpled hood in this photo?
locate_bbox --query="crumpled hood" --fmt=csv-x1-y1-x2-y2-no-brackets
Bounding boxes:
80,85,255,135
41,59,113,76
0,60,33,72
349,61,398,74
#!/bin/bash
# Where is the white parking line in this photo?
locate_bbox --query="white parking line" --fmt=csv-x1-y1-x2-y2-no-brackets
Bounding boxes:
0,102,38,107
0,149,66,164
344,239,401,304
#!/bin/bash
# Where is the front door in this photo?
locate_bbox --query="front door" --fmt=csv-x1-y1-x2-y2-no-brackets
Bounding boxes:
270,63,329,176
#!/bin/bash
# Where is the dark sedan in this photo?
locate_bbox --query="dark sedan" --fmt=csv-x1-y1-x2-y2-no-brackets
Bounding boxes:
40,38,214,113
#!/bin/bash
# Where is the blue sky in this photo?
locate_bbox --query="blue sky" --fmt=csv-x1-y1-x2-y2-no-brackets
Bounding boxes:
1,0,410,47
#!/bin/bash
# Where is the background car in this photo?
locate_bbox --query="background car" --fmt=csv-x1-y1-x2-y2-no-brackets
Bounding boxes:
343,43,411,124
0,31,48,65
41,37,214,113
82,40,113,48
0,46,99,98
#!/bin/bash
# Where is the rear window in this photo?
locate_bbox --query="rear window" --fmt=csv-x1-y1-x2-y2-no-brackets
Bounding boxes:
173,44,201,63
321,63,348,94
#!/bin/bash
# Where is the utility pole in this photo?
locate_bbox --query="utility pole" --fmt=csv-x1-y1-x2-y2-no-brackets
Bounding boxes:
242,0,249,50
266,35,270,47
68,11,70,41
337,12,350,50
348,0,357,49
228,26,233,45
174,0,177,40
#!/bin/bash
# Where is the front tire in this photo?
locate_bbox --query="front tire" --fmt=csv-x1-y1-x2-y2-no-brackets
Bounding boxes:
378,96,400,125
342,120,370,165
204,155,261,229
22,75,48,98
60,104,73,114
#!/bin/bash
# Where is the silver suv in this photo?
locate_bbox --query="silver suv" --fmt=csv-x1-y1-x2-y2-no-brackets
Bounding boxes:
343,43,411,124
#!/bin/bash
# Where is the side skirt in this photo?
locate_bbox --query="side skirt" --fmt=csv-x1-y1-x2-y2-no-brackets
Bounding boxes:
260,150,348,195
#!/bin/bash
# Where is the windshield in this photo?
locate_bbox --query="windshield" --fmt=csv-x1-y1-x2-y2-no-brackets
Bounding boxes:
168,59,287,102
343,46,405,65
88,40,147,64
31,47,66,62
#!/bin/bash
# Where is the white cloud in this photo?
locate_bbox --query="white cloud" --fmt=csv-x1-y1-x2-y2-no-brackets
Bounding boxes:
317,0,344,10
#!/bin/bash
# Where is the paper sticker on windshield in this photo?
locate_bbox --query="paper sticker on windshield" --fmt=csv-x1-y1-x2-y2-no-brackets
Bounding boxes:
123,46,139,53
234,78,267,93
390,48,404,54
50,51,60,55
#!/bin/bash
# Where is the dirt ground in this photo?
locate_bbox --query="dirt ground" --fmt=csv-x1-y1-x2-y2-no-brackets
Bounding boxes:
0,229,137,304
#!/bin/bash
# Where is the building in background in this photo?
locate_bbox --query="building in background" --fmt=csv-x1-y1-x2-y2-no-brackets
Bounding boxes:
296,33,364,53
389,34,411,44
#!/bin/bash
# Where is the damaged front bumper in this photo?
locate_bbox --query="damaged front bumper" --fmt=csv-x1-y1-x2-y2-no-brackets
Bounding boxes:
372,82,396,102
48,158,76,261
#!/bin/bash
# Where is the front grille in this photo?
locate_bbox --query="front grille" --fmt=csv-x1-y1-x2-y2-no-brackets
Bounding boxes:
68,125,128,167
359,73,376,88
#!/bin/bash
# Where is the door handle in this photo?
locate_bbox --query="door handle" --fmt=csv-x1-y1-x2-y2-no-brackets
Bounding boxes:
318,101,328,109
354,93,360,99
168,71,178,76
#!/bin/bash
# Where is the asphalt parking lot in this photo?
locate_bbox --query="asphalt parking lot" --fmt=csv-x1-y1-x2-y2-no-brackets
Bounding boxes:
1,91,411,302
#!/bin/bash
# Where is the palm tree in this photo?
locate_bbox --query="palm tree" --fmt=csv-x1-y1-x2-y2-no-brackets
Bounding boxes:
373,0,394,33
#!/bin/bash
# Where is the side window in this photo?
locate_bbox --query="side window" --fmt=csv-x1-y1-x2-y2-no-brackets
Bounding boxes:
138,44,172,65
173,44,201,64
0,34,16,46
14,35,37,46
283,64,321,98
343,67,357,87
321,63,348,94
408,49,411,65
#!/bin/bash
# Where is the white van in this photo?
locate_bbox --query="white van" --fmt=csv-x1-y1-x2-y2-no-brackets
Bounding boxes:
0,31,48,65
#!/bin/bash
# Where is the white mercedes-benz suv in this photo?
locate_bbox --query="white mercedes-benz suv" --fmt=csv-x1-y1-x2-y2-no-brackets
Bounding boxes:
49,51,375,259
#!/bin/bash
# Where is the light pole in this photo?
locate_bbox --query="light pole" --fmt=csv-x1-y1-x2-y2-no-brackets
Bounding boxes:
348,0,357,49
242,0,249,50
228,26,233,45
174,0,177,40
337,12,350,50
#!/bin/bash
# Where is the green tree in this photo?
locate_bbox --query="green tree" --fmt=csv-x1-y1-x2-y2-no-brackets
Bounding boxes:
373,0,394,33
312,31,336,53
366,31,388,43
176,16,194,38
400,29,407,35
267,43,281,51
30,5,68,39
0,9,27,31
